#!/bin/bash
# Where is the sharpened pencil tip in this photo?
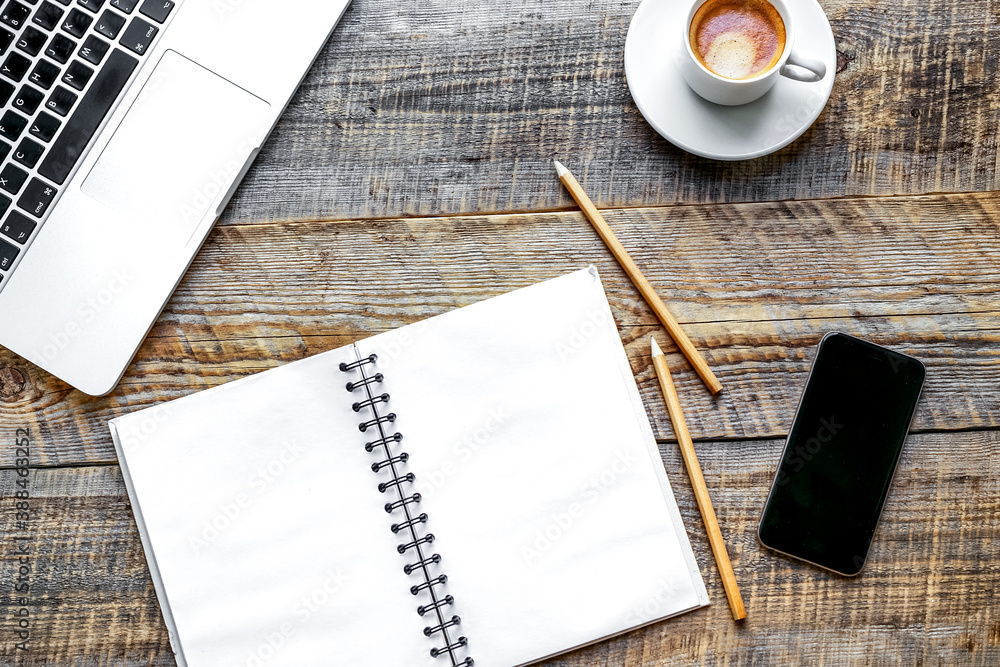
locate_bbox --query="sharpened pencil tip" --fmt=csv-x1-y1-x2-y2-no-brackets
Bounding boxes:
650,336,663,357
553,160,569,178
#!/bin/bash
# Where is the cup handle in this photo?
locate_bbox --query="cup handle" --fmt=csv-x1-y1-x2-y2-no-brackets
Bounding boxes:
780,50,827,82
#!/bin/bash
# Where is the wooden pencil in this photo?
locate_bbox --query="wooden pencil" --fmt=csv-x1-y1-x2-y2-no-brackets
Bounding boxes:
554,160,722,395
650,336,746,621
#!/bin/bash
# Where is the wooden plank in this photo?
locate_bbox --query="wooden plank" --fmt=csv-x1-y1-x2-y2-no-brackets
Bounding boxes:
0,465,169,665
223,0,1000,223
1,192,998,467
1,430,996,664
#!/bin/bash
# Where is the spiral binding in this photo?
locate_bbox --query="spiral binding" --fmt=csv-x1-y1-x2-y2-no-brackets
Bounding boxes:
342,351,474,667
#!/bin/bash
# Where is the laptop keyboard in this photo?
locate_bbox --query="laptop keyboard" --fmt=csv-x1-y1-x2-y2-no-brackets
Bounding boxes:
0,0,175,283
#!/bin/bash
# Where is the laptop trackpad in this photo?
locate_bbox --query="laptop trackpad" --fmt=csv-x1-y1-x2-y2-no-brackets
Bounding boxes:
83,50,271,246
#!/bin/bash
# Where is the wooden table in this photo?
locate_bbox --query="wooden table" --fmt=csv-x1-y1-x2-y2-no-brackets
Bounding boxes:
2,0,998,663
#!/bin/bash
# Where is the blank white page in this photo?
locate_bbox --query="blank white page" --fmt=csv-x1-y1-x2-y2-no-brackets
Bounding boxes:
111,347,442,667
359,268,708,666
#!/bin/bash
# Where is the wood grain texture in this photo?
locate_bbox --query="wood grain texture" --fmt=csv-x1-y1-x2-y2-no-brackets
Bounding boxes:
219,0,1000,223
1,192,997,467
1,430,995,665
0,465,167,665
0,1,996,663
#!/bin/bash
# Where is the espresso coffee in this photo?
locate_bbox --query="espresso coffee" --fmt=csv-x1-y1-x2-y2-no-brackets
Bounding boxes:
689,0,786,80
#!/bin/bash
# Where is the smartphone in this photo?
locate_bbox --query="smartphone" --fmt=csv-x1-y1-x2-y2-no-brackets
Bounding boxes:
757,332,925,576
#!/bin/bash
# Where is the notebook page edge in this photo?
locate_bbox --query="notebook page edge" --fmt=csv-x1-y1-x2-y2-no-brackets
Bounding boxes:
110,420,190,667
109,341,361,432
511,604,708,667
586,266,711,611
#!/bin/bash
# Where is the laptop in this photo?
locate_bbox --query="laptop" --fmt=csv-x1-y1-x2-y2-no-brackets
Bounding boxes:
0,0,351,395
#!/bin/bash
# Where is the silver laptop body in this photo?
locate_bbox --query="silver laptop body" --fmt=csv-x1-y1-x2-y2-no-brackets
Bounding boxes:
0,0,351,395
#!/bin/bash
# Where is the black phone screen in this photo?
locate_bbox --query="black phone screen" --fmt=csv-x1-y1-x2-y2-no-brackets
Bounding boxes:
757,333,925,576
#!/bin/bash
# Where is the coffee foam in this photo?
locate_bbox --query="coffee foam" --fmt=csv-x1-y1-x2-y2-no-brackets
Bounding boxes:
690,0,786,80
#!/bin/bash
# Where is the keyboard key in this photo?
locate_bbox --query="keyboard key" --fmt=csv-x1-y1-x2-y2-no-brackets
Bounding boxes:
0,1,31,29
108,0,136,13
1,51,31,81
17,177,57,217
0,162,27,193
32,1,64,31
94,7,123,38
1,210,34,244
0,79,13,105
138,0,171,23
61,7,91,37
28,58,59,88
0,237,19,269
0,138,9,161
45,84,76,115
2,209,34,244
45,33,76,63
78,33,108,64
120,16,155,54
13,84,43,113
16,26,47,56
61,58,92,89
0,27,12,55
13,137,44,167
38,48,136,184
0,192,8,216
0,108,27,140
77,0,105,13
29,110,60,140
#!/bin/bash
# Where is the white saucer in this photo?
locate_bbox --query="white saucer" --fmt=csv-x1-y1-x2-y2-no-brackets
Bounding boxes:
624,0,836,160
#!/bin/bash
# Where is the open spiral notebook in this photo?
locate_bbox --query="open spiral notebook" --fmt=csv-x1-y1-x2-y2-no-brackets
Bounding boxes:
110,267,709,667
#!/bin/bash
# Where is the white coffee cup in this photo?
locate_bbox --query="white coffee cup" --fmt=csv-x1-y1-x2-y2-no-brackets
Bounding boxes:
679,0,827,106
